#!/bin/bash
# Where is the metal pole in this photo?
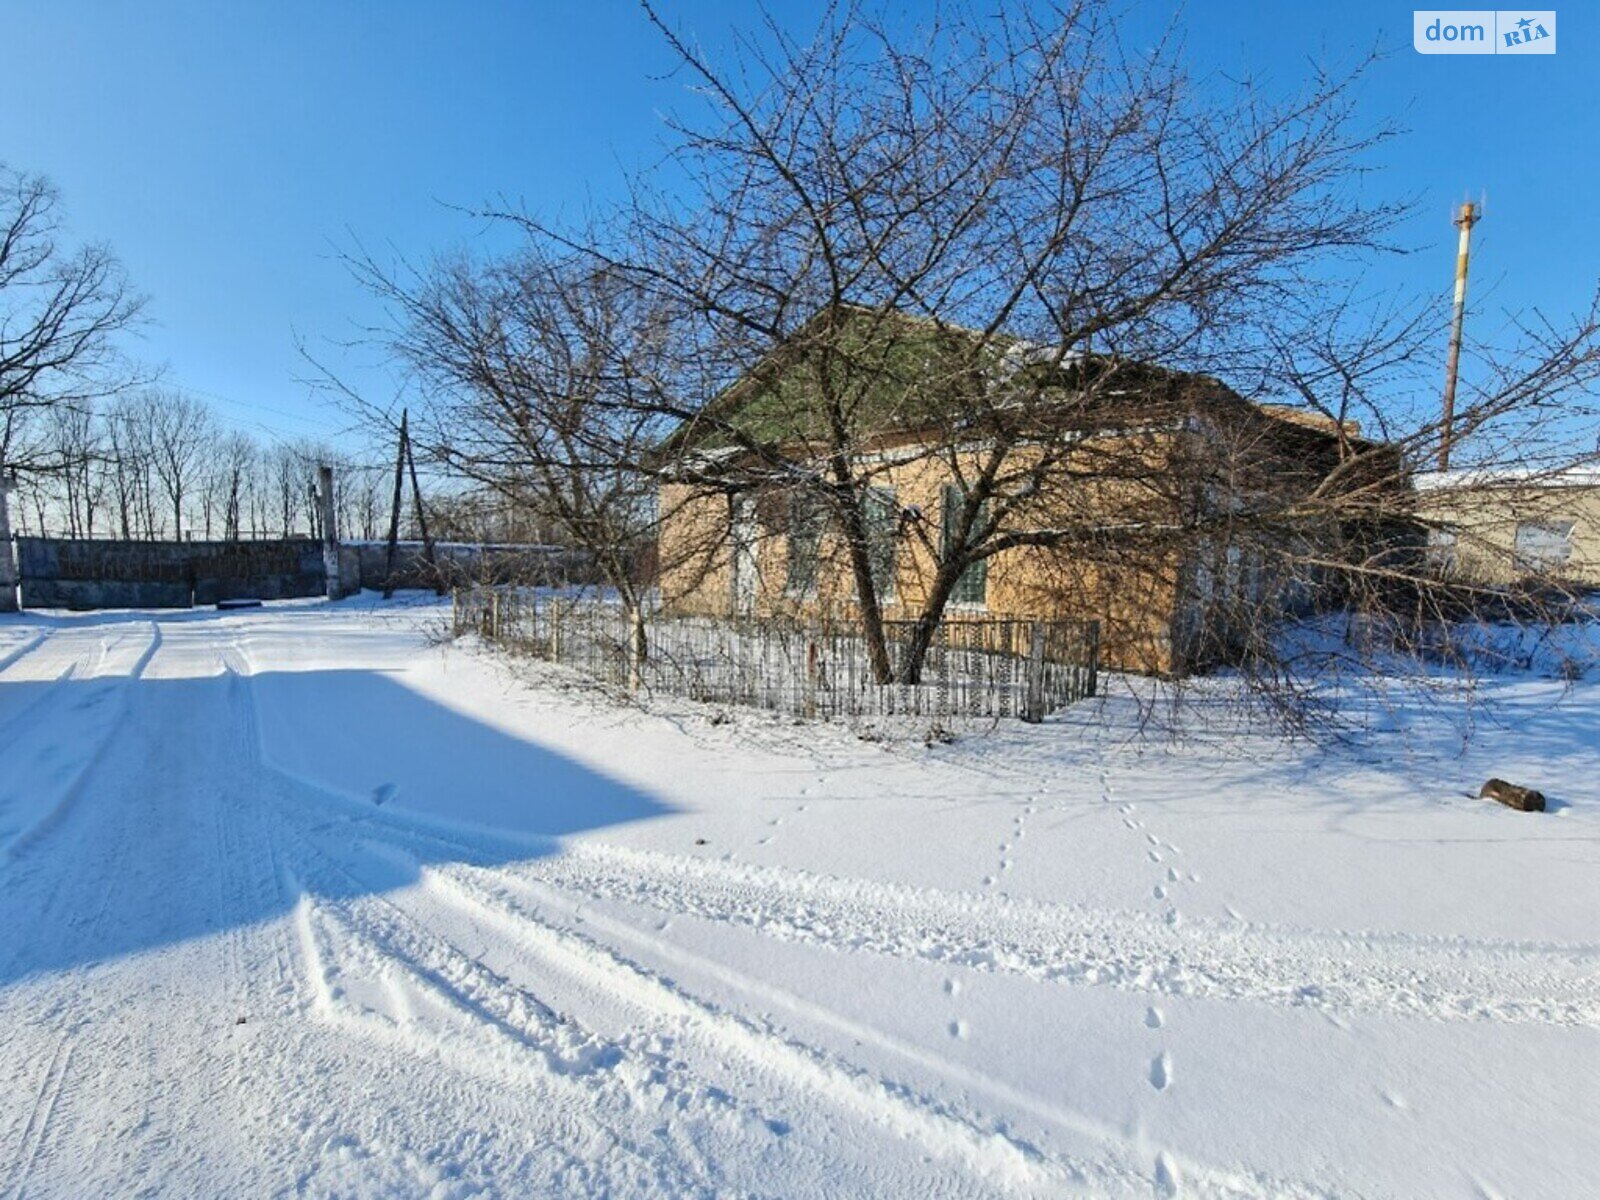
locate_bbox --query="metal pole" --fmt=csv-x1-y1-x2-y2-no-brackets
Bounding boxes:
1440,200,1480,471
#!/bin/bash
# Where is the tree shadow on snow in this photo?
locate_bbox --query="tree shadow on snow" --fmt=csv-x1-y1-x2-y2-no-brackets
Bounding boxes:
0,659,676,988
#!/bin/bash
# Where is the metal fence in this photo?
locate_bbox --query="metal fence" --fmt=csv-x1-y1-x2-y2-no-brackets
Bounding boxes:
453,588,1098,722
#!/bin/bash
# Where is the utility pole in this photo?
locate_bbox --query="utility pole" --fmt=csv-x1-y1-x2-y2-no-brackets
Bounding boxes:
1440,198,1481,471
402,423,442,594
382,410,409,599
318,465,342,599
0,466,18,612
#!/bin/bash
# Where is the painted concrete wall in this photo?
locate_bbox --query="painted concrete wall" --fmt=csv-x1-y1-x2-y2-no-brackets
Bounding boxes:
1416,479,1600,586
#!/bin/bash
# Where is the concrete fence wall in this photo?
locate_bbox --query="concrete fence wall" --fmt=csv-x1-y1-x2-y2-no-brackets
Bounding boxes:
348,541,593,592
15,537,328,610
4,534,588,611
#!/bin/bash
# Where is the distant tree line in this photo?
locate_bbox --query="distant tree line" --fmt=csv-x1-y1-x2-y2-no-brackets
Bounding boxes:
6,388,394,542
0,161,406,545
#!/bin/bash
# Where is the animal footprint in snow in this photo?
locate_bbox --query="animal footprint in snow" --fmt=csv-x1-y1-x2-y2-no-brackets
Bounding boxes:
1154,1152,1181,1197
1149,1051,1172,1091
943,978,961,997
1153,884,1167,900
371,783,397,806
949,1019,969,1040
1167,866,1181,883
1144,1005,1164,1029
1147,849,1162,864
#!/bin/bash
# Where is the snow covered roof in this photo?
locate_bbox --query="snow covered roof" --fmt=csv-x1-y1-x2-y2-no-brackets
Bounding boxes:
1413,465,1600,491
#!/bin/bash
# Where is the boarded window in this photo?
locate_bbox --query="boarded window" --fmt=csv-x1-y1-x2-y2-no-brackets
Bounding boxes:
1513,520,1574,574
786,491,824,595
941,484,988,607
865,487,897,600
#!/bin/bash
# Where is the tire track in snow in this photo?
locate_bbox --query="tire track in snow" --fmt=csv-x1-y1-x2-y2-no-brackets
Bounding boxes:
0,623,161,863
229,674,758,1195
220,643,1600,1034
497,844,1600,1029
2,1033,75,1200
394,848,1127,1198
409,850,1345,1200
275,847,789,1199
225,642,1112,1197
252,757,1600,1032
0,624,162,870
265,768,1083,1193
0,629,50,676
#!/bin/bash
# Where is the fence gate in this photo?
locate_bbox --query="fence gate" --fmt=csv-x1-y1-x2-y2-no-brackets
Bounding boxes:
14,537,328,610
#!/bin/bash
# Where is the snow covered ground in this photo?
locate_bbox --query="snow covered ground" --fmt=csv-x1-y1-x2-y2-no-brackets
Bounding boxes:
0,598,1594,1198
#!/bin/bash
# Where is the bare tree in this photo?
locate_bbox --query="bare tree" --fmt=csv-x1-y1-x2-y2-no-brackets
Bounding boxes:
208,432,256,540
0,165,145,483
583,3,1600,714
43,401,107,537
460,2,1418,682
348,2,1600,732
131,389,214,540
261,442,305,537
350,243,693,638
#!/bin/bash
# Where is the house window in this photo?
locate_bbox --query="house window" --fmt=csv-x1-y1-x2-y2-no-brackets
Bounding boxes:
1426,525,1459,573
1513,520,1574,574
729,495,760,614
865,487,897,600
941,484,988,607
786,491,824,596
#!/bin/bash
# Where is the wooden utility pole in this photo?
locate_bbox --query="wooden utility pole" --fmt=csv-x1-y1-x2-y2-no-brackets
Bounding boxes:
382,410,408,599
403,422,442,594
0,467,18,613
1440,199,1481,471
381,410,442,597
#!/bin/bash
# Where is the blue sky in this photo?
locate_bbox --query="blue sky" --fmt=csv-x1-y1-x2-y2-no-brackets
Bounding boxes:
5,2,1593,457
